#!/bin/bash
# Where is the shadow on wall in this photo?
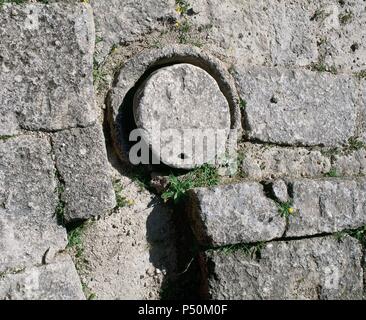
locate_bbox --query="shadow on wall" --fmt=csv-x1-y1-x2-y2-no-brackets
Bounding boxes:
102,109,201,299
146,200,202,300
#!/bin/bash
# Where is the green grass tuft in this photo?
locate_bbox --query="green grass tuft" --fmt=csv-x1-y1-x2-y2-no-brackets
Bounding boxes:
67,226,85,258
162,164,219,203
325,168,338,177
277,201,296,218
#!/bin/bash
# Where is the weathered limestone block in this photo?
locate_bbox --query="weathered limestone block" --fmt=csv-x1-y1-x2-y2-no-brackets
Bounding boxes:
190,0,365,71
333,149,366,176
188,183,285,246
190,0,318,66
203,236,363,300
0,3,96,136
0,255,85,300
287,178,366,237
0,136,67,273
233,66,358,146
52,124,116,222
314,0,366,73
134,63,230,169
240,143,331,180
90,0,176,62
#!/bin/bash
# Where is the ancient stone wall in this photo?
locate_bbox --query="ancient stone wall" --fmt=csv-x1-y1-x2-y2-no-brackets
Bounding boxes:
0,0,365,300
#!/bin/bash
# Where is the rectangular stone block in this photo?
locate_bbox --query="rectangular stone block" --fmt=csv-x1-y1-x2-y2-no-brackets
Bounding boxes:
0,255,85,300
51,124,116,222
333,149,366,177
202,236,363,300
240,143,331,180
0,3,96,135
233,66,358,147
287,178,366,237
91,0,176,62
188,182,286,246
0,136,67,272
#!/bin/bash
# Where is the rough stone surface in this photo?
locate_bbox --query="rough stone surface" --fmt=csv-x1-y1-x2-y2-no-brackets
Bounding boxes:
0,3,96,136
234,66,358,146
203,236,363,300
191,0,318,67
188,182,286,246
189,0,366,72
52,124,116,222
240,143,331,181
315,0,366,73
287,178,366,237
272,180,289,203
333,149,366,177
0,255,85,300
91,0,176,62
73,173,177,299
134,63,230,168
0,136,67,272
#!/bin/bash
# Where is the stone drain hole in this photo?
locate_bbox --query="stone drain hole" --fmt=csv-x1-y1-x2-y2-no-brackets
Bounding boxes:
115,58,237,173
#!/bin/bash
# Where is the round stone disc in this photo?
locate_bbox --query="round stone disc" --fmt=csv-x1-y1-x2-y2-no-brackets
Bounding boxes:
133,63,230,169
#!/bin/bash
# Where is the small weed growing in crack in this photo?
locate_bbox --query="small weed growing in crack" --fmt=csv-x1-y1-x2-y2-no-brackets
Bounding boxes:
348,137,365,151
0,135,13,141
335,225,366,246
190,163,219,188
162,175,193,203
208,242,265,259
0,267,25,279
339,11,353,25
176,19,191,44
325,168,339,177
82,282,97,300
55,198,65,226
239,98,247,110
175,0,190,15
310,62,337,74
93,67,107,85
67,225,85,258
277,201,296,218
355,70,366,80
113,180,128,208
0,0,25,5
162,164,219,203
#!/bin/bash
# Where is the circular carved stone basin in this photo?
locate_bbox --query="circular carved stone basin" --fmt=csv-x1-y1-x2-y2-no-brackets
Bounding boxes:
133,63,230,169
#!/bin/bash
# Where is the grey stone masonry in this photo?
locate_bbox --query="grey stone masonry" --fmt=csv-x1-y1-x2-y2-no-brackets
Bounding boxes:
0,255,85,300
0,3,96,136
240,143,331,181
188,182,286,246
0,136,67,273
188,177,366,245
287,178,366,237
233,66,359,147
51,124,116,222
91,0,176,62
190,0,366,72
202,236,363,300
